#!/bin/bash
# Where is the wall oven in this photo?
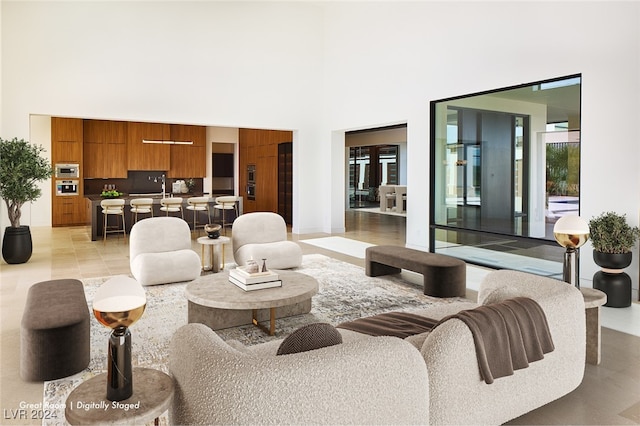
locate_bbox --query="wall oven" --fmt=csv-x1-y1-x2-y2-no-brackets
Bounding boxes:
55,163,80,178
246,165,256,200
56,180,79,196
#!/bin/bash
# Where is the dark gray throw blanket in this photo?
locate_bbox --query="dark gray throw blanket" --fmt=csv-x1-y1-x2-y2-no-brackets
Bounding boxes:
337,297,554,384
337,311,440,338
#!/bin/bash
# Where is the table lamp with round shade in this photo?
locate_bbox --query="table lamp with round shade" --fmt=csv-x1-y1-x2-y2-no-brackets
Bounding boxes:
92,275,146,401
553,215,590,288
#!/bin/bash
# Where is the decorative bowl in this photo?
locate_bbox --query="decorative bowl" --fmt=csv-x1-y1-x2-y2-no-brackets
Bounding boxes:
204,223,222,239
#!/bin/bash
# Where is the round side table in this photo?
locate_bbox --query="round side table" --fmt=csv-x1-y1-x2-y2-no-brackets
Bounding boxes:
580,287,607,365
65,367,173,425
197,236,231,272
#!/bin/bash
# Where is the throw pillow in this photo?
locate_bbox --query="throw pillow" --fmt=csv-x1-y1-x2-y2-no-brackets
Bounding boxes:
276,323,343,356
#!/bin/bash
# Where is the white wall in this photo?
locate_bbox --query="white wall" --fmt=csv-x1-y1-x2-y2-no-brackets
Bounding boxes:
2,1,639,287
321,1,640,283
1,1,326,234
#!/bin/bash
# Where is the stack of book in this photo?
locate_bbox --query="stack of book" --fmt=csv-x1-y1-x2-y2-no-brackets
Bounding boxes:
229,268,282,291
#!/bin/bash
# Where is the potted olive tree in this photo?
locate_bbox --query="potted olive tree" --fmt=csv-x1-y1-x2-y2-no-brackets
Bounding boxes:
589,211,640,307
0,137,53,264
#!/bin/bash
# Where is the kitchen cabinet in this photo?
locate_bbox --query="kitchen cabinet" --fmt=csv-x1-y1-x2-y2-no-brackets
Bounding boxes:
52,196,86,226
278,142,293,224
51,117,87,226
168,124,206,178
238,128,292,217
127,122,171,171
51,117,83,163
83,120,128,178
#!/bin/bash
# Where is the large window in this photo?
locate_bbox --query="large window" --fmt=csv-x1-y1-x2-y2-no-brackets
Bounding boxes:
430,75,581,277
348,145,399,208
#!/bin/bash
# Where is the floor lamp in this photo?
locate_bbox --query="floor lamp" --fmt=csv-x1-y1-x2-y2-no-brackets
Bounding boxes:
553,215,590,288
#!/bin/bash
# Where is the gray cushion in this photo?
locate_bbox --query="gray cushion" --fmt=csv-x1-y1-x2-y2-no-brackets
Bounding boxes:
277,323,343,355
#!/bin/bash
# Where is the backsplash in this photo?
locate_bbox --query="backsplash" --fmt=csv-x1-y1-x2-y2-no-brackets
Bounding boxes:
84,171,203,195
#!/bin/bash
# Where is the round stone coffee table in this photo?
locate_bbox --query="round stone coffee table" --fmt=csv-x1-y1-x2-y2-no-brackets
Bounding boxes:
185,270,319,335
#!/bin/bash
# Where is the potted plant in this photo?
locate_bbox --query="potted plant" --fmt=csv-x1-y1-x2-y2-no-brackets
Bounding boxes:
589,211,639,307
589,211,639,268
0,137,53,264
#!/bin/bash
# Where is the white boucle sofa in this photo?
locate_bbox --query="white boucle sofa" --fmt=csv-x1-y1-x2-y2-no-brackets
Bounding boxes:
129,216,201,286
169,270,585,425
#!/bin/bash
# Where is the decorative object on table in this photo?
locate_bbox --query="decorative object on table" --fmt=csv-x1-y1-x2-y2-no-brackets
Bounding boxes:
261,258,267,272
92,275,146,401
553,215,590,288
204,223,222,239
100,189,122,198
0,137,53,264
229,267,281,291
185,178,196,192
244,258,260,273
588,211,639,307
172,180,184,194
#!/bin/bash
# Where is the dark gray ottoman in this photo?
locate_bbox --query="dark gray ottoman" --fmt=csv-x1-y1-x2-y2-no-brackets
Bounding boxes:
20,279,90,381
365,245,467,297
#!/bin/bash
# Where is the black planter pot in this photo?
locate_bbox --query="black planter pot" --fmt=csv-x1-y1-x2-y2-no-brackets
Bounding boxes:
593,251,632,270
592,251,632,308
2,226,33,264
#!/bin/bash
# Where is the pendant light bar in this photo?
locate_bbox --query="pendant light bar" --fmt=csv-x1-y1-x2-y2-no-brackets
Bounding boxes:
142,140,193,145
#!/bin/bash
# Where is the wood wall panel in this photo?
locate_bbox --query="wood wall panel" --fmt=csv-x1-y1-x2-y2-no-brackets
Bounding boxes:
127,122,170,170
168,125,206,177
239,128,293,215
51,117,83,163
84,120,127,178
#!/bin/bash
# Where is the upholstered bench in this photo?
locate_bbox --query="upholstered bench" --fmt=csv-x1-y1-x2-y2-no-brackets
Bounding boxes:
20,279,90,381
365,245,466,297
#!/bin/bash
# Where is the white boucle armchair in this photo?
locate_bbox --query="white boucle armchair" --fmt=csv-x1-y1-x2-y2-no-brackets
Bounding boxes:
129,216,201,286
231,211,302,269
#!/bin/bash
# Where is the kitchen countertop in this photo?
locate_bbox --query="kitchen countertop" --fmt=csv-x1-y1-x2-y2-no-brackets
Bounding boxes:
85,194,243,241
85,192,207,201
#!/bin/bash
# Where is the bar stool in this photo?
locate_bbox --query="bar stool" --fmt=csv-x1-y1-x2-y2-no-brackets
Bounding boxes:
100,199,126,243
130,198,154,224
213,196,238,235
186,196,211,234
160,197,184,219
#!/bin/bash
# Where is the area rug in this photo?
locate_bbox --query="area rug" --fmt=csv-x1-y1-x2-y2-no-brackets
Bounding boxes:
42,253,470,425
298,236,374,258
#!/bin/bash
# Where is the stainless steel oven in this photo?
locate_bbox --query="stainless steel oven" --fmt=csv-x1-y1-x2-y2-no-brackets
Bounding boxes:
55,163,80,178
56,180,79,196
247,165,256,200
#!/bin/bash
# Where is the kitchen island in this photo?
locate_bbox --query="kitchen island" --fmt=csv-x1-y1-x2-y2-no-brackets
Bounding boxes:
86,194,243,241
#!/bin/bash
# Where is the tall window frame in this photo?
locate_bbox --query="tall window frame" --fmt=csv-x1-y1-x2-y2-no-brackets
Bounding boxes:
429,75,581,277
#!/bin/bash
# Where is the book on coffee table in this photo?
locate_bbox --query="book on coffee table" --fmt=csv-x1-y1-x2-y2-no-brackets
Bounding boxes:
229,275,282,291
230,268,280,284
